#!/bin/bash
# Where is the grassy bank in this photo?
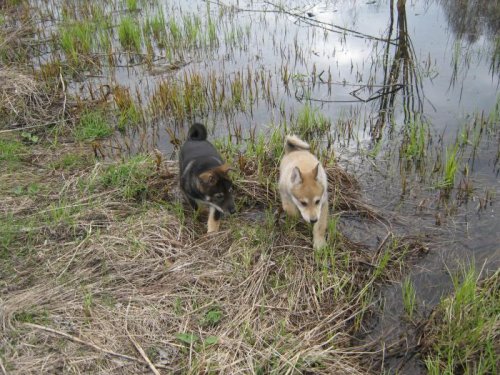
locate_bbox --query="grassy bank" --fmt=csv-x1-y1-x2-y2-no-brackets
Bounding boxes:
0,63,428,372
0,124,426,373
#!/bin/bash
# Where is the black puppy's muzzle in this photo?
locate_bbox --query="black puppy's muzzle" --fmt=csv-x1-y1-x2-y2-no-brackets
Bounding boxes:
224,197,236,215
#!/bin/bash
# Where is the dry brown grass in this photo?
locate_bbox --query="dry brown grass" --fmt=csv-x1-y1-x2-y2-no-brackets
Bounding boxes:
0,145,427,374
0,68,65,131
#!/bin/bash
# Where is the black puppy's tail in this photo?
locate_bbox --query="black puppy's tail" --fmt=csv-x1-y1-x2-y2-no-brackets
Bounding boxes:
187,123,208,141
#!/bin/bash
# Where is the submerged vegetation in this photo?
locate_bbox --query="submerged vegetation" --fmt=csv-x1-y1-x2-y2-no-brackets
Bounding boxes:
59,20,95,63
438,143,460,191
118,16,142,52
402,277,417,320
0,0,499,374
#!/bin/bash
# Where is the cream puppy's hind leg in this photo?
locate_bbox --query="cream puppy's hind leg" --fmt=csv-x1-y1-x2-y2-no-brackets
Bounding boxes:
313,200,328,249
207,206,221,233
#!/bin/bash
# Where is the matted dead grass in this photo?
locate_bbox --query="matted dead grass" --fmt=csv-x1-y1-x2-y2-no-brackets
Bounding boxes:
0,67,65,130
0,147,427,374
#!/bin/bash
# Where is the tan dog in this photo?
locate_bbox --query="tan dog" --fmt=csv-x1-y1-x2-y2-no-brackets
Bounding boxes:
279,135,328,249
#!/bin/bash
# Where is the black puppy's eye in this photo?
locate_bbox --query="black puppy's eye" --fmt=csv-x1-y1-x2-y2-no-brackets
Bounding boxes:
315,199,320,205
300,201,307,207
214,193,224,199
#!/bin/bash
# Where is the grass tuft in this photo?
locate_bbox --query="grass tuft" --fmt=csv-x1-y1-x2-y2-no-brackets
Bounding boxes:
146,9,167,45
401,116,428,161
0,138,26,162
126,0,138,12
114,86,142,130
437,143,460,191
50,152,93,171
118,16,142,52
423,266,499,375
402,277,417,320
59,20,95,64
99,155,155,200
75,110,113,141
294,103,331,141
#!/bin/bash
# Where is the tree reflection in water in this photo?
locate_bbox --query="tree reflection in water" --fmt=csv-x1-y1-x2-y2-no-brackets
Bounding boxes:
371,0,423,141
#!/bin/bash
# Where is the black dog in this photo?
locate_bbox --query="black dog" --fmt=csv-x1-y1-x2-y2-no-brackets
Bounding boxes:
179,123,236,232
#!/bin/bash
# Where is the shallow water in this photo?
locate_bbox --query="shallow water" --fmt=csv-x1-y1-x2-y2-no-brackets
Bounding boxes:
29,1,498,150
18,0,500,371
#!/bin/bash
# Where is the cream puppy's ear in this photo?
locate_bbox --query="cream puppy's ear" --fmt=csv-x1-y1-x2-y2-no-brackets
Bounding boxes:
291,166,302,185
312,163,319,180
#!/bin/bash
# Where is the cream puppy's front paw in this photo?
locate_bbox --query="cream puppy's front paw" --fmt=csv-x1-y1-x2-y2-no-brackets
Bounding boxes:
313,237,327,249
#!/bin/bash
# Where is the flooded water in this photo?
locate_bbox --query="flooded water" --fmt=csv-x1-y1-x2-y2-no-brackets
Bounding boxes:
20,0,500,372
30,1,498,150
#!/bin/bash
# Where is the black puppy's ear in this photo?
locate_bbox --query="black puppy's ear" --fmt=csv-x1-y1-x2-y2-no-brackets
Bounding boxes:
214,163,233,175
199,171,216,185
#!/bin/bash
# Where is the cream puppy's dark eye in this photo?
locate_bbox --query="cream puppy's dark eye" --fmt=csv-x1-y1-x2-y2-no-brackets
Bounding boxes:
315,199,320,205
300,201,307,207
